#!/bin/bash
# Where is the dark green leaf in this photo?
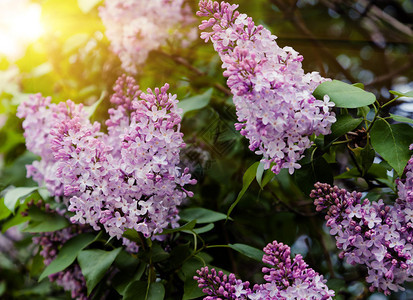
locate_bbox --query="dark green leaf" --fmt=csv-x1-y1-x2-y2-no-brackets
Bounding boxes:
192,223,214,234
180,208,228,224
295,157,333,195
329,114,363,140
152,243,170,263
178,88,213,116
123,281,147,300
22,213,69,233
147,282,165,300
123,281,165,300
39,233,96,281
313,80,376,108
350,145,375,176
390,114,413,125
4,186,39,212
370,119,413,176
78,248,121,295
161,220,197,234
227,161,260,218
228,243,264,262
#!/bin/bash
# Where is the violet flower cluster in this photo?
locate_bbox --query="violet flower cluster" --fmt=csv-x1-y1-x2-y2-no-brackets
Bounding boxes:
17,75,196,247
99,0,196,74
310,180,413,295
194,240,334,299
197,0,336,174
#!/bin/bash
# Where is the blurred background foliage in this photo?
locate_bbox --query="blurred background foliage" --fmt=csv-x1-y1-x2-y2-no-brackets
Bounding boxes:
0,0,412,299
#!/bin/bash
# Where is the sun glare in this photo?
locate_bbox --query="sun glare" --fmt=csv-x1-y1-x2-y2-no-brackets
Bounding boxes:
0,0,44,60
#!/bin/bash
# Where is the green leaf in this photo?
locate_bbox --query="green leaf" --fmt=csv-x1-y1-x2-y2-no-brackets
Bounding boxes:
328,114,363,140
22,212,69,233
191,223,214,234
294,157,333,195
77,0,103,14
78,247,121,295
256,162,265,188
313,80,376,108
228,243,264,262
151,243,170,263
147,282,165,300
123,281,147,300
177,88,213,116
389,90,413,98
4,186,39,212
124,281,165,300
180,208,228,224
181,258,205,300
227,161,260,218
161,220,197,234
123,228,141,244
390,114,413,125
84,91,106,119
370,119,413,176
39,233,96,281
0,198,11,220
352,83,364,89
350,144,375,176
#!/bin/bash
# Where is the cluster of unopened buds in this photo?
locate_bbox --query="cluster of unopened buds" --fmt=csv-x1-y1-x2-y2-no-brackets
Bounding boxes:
195,240,335,299
197,0,336,175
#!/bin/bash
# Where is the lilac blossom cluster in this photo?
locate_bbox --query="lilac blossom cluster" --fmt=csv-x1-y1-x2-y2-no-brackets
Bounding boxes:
18,75,196,246
99,0,196,74
17,94,87,197
194,240,334,299
310,181,413,295
197,0,336,174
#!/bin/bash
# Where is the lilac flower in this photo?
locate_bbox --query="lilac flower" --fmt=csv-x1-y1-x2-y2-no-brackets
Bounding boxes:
194,239,334,299
310,182,413,295
18,75,196,247
17,94,89,197
99,0,196,74
197,0,336,175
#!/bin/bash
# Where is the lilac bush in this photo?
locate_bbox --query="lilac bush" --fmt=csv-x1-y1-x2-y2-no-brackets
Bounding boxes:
197,0,336,174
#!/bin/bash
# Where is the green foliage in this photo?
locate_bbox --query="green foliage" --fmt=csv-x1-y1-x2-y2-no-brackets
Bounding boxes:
78,247,122,295
39,233,97,281
314,80,376,108
370,119,413,176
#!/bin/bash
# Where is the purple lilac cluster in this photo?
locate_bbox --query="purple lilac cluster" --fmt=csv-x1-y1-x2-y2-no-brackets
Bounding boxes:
197,0,336,174
194,240,334,299
18,75,196,247
16,94,88,197
99,0,196,74
310,182,413,295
